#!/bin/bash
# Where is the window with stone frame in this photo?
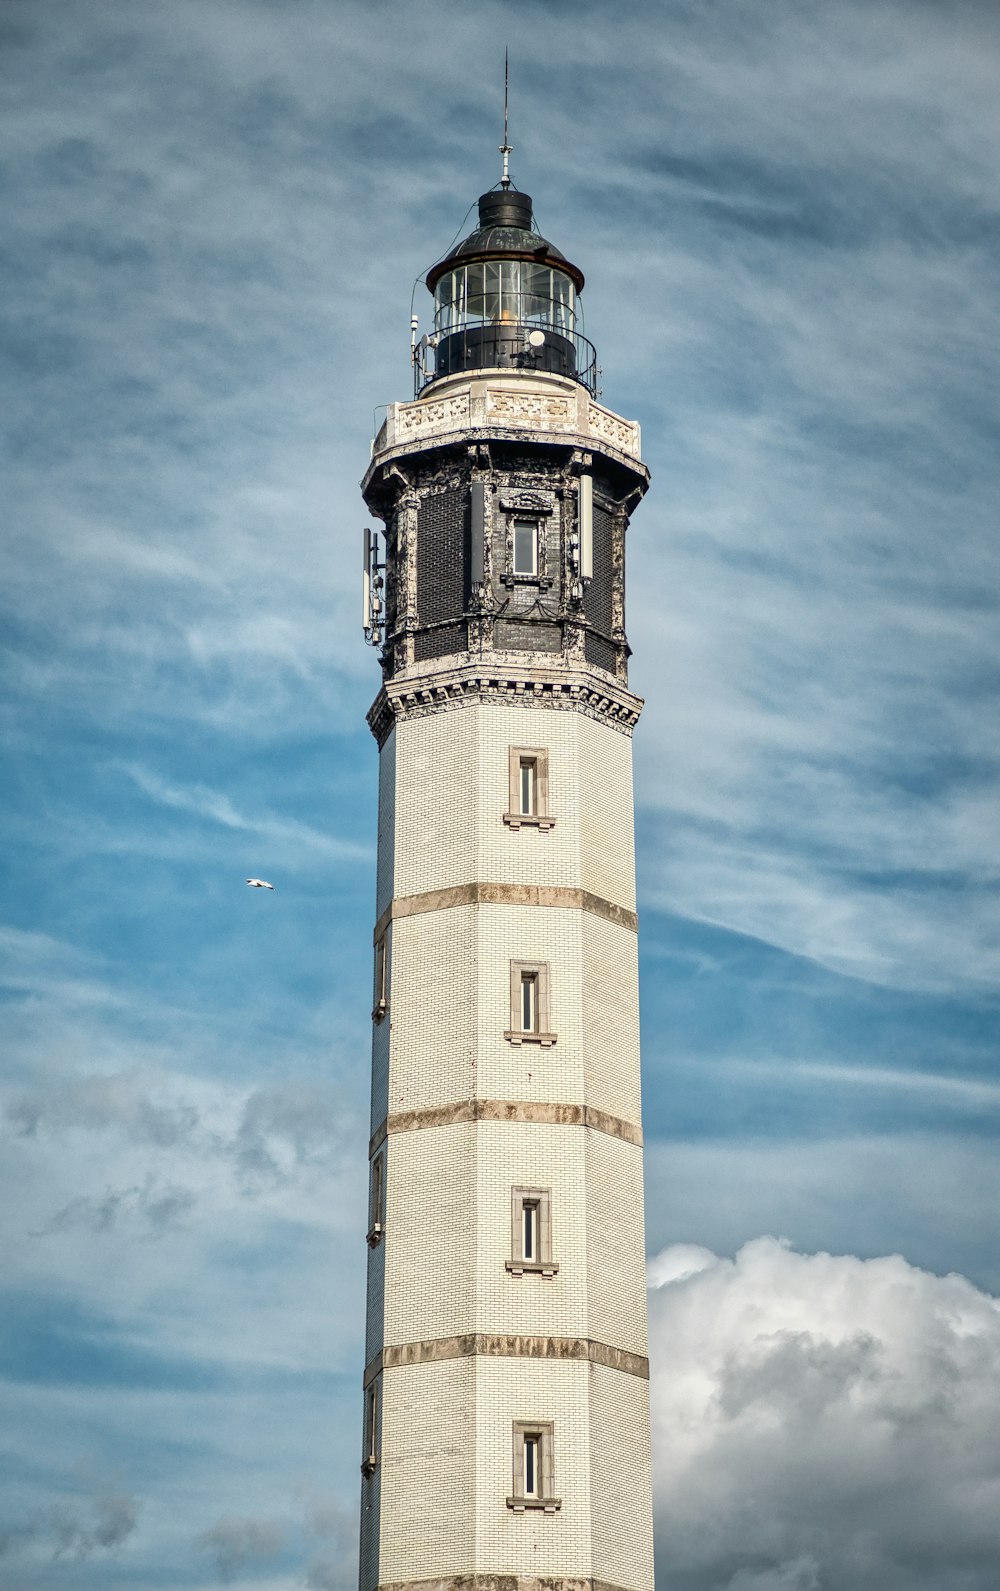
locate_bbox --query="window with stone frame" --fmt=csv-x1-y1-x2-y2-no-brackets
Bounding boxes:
361,1379,379,1476
505,961,556,1047
503,746,555,831
506,1186,558,1277
367,1151,385,1247
507,1421,560,1512
501,490,555,589
372,928,389,1023
512,517,539,576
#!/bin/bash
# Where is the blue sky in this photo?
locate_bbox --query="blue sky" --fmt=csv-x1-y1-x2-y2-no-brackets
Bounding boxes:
2,2,999,1587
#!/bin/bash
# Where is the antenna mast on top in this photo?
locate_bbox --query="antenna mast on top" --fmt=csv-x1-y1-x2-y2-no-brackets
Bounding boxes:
499,48,512,189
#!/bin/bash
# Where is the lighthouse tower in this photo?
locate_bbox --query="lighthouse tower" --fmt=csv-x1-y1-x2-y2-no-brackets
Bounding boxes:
359,164,653,1591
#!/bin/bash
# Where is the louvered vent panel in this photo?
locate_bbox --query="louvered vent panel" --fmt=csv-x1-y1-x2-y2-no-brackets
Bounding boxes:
584,503,616,673
584,504,614,636
417,488,469,626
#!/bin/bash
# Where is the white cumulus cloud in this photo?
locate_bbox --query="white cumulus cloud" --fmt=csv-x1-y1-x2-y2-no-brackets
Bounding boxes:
648,1237,1000,1590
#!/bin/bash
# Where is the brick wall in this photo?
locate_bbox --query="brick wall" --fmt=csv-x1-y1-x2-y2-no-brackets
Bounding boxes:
363,682,653,1591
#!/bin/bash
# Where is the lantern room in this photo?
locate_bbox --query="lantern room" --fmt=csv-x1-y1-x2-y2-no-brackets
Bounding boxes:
418,187,597,394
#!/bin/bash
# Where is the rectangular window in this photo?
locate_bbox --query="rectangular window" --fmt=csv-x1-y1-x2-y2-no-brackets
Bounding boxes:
361,1380,379,1475
508,1422,559,1512
504,747,554,831
372,930,389,1022
507,1186,557,1276
367,1153,385,1247
512,518,538,576
523,1200,538,1261
505,962,555,1047
524,1435,539,1497
519,758,536,817
520,971,536,1034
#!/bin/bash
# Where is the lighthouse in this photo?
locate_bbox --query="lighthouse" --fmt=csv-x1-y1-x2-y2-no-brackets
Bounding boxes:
358,159,654,1591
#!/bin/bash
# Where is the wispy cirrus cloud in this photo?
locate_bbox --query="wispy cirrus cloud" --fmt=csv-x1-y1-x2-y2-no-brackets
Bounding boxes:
718,1057,1000,1112
120,762,370,863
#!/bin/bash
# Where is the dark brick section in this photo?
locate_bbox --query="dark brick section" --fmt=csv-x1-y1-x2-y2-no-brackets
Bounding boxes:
495,620,562,653
415,621,468,661
364,436,647,687
584,633,618,674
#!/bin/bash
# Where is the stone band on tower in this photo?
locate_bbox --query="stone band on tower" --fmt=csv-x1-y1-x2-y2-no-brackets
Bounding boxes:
359,172,654,1591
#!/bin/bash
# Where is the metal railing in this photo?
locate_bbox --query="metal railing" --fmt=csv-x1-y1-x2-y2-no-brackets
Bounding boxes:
413,318,599,398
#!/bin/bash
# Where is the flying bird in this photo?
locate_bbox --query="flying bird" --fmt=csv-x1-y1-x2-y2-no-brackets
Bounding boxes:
246,878,274,890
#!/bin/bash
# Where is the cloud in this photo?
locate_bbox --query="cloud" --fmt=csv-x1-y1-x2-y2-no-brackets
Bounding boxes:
306,1559,352,1591
0,925,134,1013
644,1133,1000,1296
34,1177,196,1237
197,1515,285,1582
121,763,370,865
231,1085,354,1190
5,1067,360,1224
720,1057,1000,1113
8,1069,200,1146
50,1482,140,1559
302,1495,355,1591
0,1468,140,1564
647,1237,1000,1590
629,376,1000,993
0,2,998,1585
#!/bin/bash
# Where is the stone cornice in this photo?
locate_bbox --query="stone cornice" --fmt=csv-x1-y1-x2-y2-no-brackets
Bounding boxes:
362,373,649,497
369,1099,643,1158
364,1335,649,1388
374,883,637,944
367,659,643,746
377,1577,637,1591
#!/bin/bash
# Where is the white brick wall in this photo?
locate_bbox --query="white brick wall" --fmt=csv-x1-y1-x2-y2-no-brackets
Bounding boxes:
582,915,642,1124
378,1358,477,1582
473,1121,591,1341
390,703,636,908
474,1356,594,1576
588,1364,655,1591
381,1123,477,1347
363,691,653,1591
375,1120,648,1357
369,980,391,1135
365,1209,385,1365
384,904,639,1123
376,729,397,921
385,905,479,1117
372,1354,652,1588
585,1134,648,1358
578,712,636,911
471,903,588,1107
358,1431,381,1591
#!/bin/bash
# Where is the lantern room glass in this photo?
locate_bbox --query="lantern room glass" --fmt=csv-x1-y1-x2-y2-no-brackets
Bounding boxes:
434,261,577,337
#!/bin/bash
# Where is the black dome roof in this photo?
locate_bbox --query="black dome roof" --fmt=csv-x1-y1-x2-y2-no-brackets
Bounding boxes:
426,189,585,294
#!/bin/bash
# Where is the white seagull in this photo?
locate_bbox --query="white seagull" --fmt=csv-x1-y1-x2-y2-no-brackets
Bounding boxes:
246,878,275,890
